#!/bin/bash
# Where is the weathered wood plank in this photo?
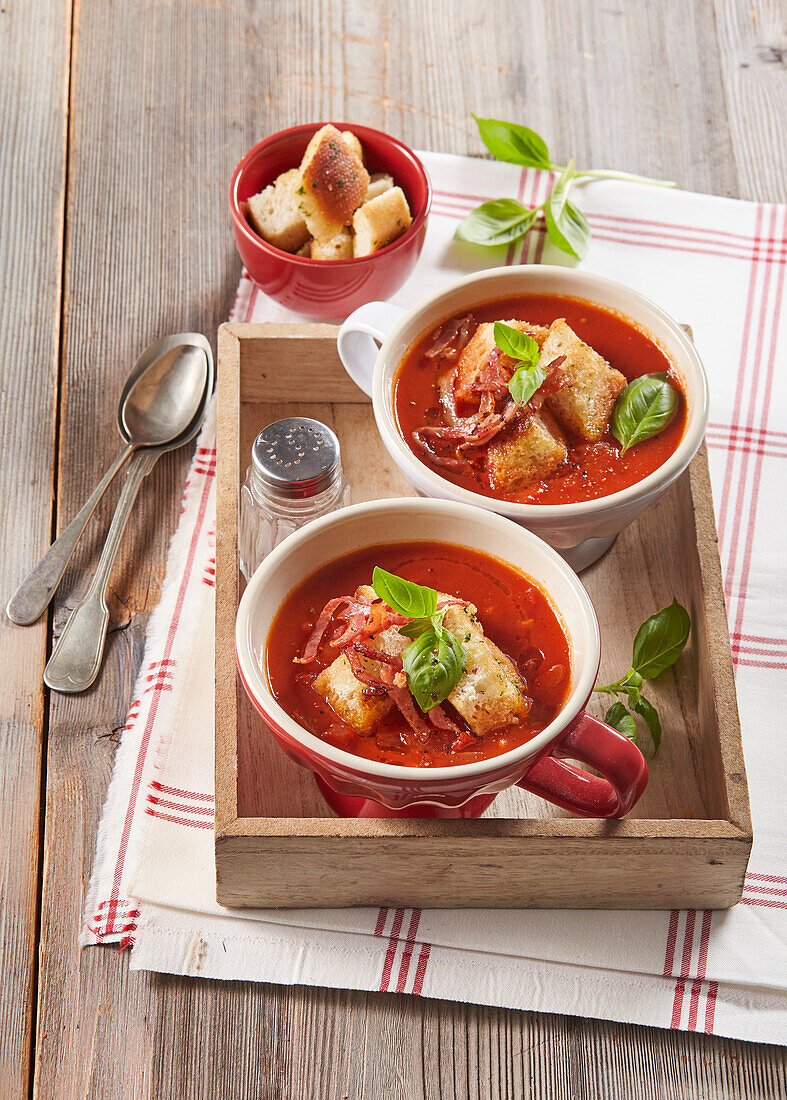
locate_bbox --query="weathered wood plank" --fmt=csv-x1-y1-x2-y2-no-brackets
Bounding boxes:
0,0,70,1096
32,0,787,1097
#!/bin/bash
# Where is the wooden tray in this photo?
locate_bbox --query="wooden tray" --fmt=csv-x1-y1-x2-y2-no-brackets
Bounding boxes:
215,323,752,910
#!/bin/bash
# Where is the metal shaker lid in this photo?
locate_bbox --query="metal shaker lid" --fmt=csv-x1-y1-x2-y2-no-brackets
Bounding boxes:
251,417,341,499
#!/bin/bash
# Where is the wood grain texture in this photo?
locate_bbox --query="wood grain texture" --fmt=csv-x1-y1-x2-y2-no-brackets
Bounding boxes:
0,0,70,1095
23,0,787,1096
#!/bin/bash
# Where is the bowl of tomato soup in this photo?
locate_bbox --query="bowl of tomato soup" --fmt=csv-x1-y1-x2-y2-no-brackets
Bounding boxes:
236,498,648,818
337,267,708,570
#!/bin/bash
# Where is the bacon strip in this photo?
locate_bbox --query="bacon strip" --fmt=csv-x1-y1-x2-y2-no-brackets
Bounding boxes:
345,649,389,694
352,643,404,669
424,313,475,360
294,597,355,664
427,705,461,733
389,684,432,743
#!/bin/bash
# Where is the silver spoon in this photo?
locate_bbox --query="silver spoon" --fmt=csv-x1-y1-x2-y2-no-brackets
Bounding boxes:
7,333,212,625
43,340,213,694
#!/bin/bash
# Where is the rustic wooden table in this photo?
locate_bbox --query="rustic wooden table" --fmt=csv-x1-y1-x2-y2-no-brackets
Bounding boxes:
2,1,786,1096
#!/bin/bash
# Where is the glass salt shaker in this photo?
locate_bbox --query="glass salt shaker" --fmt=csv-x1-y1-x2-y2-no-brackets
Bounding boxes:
239,417,351,581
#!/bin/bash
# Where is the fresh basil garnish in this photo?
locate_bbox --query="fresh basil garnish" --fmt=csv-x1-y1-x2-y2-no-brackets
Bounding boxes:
371,569,467,712
402,623,466,712
544,165,591,259
594,599,690,754
453,199,537,247
493,322,540,365
633,695,662,754
473,115,552,170
611,373,678,454
454,116,674,256
631,598,691,679
372,567,437,619
605,701,638,743
493,321,546,407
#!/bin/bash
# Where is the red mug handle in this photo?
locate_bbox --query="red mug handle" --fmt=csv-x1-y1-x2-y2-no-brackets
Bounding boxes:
517,712,649,818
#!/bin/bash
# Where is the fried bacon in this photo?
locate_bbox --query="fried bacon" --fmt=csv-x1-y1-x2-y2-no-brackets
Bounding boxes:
424,313,475,360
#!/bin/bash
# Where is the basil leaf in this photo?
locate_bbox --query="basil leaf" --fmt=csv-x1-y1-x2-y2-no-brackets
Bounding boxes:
620,667,644,709
454,200,537,246
509,363,546,406
544,171,590,259
604,702,637,743
631,598,691,679
473,116,552,169
372,567,437,619
402,624,466,712
493,322,540,366
634,695,662,754
398,616,434,640
611,373,678,454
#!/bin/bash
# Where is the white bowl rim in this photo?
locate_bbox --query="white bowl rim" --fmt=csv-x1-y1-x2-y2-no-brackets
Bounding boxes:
372,265,709,518
235,497,601,782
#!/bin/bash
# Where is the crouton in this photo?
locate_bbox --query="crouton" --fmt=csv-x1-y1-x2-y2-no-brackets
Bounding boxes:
314,652,392,734
295,240,312,258
246,168,310,253
542,319,626,441
340,130,364,163
365,173,394,202
486,409,568,491
454,320,550,404
312,586,407,734
299,124,370,241
311,227,354,261
440,599,531,735
352,186,412,256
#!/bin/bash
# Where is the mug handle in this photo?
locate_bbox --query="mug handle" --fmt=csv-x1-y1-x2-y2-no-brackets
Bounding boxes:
517,712,649,818
337,301,405,397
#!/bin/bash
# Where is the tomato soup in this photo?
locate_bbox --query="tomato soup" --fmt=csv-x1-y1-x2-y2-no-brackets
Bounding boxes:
394,295,687,505
266,541,571,768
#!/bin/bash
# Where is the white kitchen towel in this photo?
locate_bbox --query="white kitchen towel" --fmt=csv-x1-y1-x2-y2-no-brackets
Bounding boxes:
82,151,787,1044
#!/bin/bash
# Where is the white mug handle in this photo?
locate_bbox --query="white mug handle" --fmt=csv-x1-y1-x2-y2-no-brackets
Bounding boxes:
337,301,405,397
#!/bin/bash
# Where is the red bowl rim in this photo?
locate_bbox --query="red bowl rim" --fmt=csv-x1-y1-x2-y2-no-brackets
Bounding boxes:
229,121,432,268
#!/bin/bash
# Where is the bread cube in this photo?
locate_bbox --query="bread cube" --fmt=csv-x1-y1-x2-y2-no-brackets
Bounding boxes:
441,600,531,735
486,409,567,491
542,319,626,441
340,130,364,163
453,320,550,404
314,652,392,734
365,174,394,202
299,124,370,241
295,240,312,258
352,186,412,256
311,228,353,261
246,168,310,253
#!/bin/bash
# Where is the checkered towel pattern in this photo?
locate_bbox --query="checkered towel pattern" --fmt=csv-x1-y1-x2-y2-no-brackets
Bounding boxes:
82,151,787,1045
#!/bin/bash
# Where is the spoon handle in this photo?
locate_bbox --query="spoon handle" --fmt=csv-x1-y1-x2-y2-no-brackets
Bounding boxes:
44,449,161,693
6,445,134,625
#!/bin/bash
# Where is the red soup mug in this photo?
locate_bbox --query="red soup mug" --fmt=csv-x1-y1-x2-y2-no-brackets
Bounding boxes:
235,498,648,819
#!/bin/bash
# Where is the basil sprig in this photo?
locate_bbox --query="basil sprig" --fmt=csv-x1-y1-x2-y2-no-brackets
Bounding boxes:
372,568,466,713
455,117,674,258
611,373,678,454
594,599,690,754
493,321,544,406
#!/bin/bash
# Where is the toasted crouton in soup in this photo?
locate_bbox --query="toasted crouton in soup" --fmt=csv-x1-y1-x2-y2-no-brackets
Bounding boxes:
352,186,412,256
314,652,393,734
454,320,549,403
542,319,626,441
299,124,370,241
311,228,354,261
246,168,310,253
487,409,568,492
440,599,531,735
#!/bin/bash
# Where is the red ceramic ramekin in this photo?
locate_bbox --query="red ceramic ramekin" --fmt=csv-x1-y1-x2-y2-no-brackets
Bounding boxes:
229,122,431,321
235,498,648,820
